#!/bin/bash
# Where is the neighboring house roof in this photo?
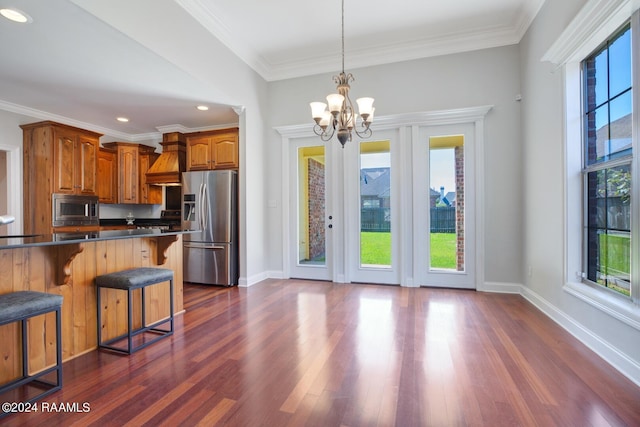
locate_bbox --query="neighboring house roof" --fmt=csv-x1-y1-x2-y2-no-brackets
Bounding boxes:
595,113,632,159
360,169,452,203
444,191,456,206
361,168,390,198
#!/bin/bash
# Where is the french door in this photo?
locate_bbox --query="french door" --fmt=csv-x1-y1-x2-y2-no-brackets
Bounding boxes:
288,130,400,284
288,137,334,281
413,123,476,289
284,113,482,288
346,130,400,284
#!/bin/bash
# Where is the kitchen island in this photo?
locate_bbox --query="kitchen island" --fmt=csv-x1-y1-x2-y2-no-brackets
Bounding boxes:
0,229,187,384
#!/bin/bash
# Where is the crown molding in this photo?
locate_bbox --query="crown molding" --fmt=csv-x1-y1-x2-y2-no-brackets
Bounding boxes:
542,0,633,65
513,0,547,41
175,0,271,79
0,99,139,140
177,0,543,82
156,122,240,134
267,25,520,81
0,99,238,141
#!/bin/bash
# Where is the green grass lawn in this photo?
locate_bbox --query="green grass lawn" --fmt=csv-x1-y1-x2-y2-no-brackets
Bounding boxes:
360,232,392,265
430,233,457,269
360,232,456,268
599,234,630,274
598,233,630,296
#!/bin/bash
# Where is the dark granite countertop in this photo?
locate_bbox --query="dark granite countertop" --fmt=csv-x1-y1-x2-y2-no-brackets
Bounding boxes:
0,229,193,250
99,218,178,227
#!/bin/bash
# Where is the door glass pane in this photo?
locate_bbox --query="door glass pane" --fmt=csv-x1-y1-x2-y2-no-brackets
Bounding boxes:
298,146,325,266
360,140,391,267
429,135,464,271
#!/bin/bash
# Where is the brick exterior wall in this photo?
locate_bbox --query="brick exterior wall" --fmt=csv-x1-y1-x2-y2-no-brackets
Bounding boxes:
455,146,464,271
308,158,325,261
585,57,597,164
584,55,599,281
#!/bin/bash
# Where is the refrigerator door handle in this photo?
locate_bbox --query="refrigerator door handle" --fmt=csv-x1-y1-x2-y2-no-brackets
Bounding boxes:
198,182,205,230
197,183,202,229
201,183,209,231
184,244,225,250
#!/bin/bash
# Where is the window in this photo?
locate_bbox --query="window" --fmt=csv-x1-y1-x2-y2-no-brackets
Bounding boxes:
582,25,632,297
542,0,640,330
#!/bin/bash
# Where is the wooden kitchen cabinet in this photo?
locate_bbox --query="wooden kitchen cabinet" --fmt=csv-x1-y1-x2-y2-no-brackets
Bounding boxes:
21,121,103,234
98,147,117,204
49,124,99,195
186,128,239,171
102,142,162,204
53,225,100,233
119,144,138,204
139,149,162,204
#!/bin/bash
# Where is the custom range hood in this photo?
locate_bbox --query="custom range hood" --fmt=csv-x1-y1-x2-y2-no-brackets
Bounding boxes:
145,132,186,186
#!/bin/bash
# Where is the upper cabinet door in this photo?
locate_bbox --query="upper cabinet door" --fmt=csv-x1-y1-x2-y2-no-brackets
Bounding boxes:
77,134,98,195
187,136,213,171
53,128,76,194
52,127,98,195
98,149,117,204
211,132,239,169
186,128,239,171
118,146,138,203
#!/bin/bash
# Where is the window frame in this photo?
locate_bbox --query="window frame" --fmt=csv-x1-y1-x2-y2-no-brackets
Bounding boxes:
581,23,633,299
543,1,640,330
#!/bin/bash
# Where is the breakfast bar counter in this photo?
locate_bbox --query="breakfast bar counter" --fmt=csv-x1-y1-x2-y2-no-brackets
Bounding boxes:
0,230,188,384
0,228,188,249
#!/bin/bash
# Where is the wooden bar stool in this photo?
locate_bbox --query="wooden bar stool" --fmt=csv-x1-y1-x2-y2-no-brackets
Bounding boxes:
0,291,63,414
96,267,174,355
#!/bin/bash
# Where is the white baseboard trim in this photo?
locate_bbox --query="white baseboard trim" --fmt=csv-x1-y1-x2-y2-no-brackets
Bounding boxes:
267,270,285,279
520,286,640,387
480,281,522,293
238,271,269,288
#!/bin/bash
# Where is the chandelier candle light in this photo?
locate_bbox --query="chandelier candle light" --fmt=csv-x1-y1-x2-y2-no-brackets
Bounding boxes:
310,0,374,147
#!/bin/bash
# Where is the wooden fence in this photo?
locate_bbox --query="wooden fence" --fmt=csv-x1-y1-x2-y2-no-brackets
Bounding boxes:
361,206,456,232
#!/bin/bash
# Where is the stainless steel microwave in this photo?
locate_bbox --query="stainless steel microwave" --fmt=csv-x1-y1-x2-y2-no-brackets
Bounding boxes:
52,194,99,227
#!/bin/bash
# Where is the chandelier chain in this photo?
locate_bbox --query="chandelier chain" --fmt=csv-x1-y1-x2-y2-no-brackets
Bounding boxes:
309,0,374,147
341,0,345,73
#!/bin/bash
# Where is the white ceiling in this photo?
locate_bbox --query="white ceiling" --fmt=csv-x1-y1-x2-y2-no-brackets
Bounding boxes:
0,0,545,140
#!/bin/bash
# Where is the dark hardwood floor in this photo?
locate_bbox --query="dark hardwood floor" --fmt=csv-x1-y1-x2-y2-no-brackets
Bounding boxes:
3,279,640,426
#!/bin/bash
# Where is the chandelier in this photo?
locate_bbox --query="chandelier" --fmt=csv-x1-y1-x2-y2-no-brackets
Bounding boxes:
310,0,374,147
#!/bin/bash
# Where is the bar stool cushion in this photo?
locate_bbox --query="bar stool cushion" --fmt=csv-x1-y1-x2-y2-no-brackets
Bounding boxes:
0,291,63,325
96,267,174,290
96,267,174,355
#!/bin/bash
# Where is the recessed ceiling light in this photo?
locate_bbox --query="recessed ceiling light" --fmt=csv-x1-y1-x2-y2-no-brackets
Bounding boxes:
196,105,209,111
116,117,129,123
0,8,33,23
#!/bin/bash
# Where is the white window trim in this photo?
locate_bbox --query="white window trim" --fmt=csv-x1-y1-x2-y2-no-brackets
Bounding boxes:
543,0,640,331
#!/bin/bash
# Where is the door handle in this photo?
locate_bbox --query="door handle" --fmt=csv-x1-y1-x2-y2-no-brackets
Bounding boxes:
201,183,208,230
184,244,224,250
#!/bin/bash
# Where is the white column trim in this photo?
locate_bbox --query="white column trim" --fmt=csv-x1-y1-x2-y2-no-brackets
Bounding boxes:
0,144,22,235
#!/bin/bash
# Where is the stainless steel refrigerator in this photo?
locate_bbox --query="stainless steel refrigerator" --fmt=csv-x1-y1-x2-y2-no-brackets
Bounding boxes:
182,170,238,286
